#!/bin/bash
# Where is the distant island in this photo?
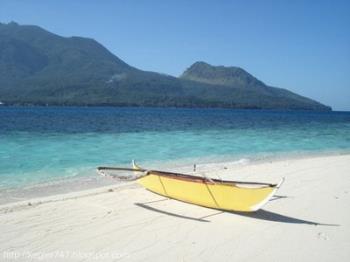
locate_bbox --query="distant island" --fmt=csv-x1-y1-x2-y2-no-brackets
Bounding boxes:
0,22,331,110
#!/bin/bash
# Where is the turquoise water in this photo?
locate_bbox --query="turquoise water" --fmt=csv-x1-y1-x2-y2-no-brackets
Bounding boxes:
1,107,350,190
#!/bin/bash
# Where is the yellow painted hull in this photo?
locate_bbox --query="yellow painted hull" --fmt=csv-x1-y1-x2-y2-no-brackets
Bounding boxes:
137,172,281,212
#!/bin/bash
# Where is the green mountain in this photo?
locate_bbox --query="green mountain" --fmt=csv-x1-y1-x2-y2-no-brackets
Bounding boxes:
181,61,264,87
0,22,331,110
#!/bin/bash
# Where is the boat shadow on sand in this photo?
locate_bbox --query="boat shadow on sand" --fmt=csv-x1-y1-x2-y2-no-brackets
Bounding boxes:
135,202,210,222
135,197,339,226
226,210,339,226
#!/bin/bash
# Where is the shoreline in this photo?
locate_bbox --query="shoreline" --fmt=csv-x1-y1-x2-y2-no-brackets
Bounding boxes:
1,153,349,261
1,151,350,206
0,104,335,111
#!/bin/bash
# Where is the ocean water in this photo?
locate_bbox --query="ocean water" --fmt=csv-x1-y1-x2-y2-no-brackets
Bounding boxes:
1,106,350,193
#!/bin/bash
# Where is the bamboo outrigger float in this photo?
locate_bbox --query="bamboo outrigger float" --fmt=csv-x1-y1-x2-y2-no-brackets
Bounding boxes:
97,161,284,212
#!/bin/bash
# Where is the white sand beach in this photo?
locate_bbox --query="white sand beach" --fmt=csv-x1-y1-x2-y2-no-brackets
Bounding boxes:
1,154,350,261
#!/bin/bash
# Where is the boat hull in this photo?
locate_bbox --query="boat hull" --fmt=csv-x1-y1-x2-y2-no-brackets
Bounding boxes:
137,172,280,212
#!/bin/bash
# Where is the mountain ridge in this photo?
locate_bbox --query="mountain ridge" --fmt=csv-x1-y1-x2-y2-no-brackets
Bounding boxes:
180,61,265,88
0,22,331,110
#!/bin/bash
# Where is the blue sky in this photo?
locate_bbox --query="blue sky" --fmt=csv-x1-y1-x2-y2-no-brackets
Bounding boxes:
1,0,349,110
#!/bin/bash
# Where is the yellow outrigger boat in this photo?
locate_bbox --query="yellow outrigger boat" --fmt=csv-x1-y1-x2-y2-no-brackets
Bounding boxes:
97,162,283,212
